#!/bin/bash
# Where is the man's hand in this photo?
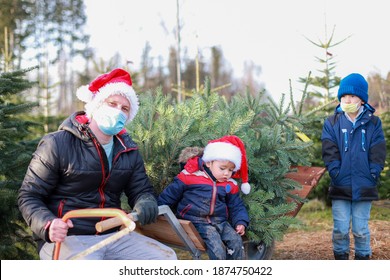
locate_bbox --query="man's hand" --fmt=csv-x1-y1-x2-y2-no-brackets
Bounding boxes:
134,194,158,225
49,218,73,243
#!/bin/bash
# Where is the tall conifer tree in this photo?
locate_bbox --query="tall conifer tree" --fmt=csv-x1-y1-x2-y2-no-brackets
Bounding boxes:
0,68,39,259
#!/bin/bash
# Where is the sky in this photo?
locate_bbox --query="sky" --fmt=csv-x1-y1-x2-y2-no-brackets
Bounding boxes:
83,0,390,102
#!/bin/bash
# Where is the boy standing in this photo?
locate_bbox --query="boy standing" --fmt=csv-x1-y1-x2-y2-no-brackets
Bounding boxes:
158,135,250,260
321,73,386,260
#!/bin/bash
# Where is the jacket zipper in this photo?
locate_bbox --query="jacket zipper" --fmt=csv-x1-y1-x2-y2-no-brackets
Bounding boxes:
209,181,217,216
91,137,108,209
112,135,137,166
94,136,138,208
57,199,66,217
342,128,348,152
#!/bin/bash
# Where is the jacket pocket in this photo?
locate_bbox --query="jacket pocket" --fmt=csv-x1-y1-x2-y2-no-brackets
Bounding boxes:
179,204,192,218
329,168,339,179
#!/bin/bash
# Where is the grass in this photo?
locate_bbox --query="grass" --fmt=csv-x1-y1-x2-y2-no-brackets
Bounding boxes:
273,199,390,260
287,199,390,232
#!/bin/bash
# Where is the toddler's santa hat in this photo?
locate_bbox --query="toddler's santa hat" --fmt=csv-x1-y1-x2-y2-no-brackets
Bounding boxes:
76,68,139,123
202,135,251,194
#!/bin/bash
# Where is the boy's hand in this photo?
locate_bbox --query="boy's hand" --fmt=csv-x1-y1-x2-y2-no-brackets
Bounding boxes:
235,224,245,236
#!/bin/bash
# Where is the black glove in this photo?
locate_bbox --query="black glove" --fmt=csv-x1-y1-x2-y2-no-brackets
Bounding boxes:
133,194,158,225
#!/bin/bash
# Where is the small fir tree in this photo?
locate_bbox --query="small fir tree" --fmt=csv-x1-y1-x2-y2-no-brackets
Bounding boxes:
129,79,314,247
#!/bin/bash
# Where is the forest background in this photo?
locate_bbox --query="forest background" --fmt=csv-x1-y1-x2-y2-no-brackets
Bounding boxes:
0,0,389,260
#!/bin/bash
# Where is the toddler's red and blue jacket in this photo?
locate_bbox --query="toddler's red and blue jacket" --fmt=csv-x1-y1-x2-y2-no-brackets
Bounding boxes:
158,156,249,228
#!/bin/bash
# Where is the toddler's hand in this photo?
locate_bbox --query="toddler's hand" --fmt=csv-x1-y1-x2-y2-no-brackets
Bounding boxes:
235,224,245,236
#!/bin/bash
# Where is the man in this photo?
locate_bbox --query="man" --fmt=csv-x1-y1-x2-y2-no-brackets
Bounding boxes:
18,68,177,260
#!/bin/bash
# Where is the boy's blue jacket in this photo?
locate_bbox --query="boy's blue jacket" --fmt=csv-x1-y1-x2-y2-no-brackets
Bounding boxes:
321,104,386,201
158,156,249,228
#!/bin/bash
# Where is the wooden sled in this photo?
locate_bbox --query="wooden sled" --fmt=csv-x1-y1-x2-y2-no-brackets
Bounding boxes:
96,166,326,260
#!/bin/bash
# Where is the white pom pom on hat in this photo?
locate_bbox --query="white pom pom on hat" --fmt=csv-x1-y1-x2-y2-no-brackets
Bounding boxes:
202,135,251,194
76,68,139,123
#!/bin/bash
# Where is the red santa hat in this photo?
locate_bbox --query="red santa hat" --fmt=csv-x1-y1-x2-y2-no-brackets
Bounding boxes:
76,68,139,123
202,135,251,194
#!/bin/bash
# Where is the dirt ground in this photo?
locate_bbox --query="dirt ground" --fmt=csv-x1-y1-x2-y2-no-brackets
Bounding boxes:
272,220,390,260
175,200,389,260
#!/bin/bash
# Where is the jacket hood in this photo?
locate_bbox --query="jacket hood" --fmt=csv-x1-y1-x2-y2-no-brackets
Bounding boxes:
178,146,204,164
58,111,91,142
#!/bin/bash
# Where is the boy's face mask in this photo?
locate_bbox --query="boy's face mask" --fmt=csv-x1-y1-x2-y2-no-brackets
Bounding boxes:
340,101,361,113
93,105,127,135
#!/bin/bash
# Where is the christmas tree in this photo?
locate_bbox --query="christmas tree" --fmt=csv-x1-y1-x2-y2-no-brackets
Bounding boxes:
0,68,39,259
129,80,315,252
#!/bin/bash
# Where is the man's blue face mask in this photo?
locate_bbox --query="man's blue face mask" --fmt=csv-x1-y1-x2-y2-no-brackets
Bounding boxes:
93,105,127,135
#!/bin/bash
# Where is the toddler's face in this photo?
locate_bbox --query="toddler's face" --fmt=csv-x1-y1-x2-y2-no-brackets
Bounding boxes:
206,160,235,182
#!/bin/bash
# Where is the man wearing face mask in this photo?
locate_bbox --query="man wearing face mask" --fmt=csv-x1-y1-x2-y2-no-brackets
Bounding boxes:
321,73,386,260
18,68,177,260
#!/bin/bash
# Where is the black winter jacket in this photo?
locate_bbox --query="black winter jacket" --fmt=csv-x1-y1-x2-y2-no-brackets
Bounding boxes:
18,112,154,245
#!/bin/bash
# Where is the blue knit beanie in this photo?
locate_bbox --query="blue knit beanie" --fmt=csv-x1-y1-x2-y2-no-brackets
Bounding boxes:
337,73,368,103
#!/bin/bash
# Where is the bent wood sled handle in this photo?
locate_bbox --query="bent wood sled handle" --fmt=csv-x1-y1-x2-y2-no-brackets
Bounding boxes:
95,213,135,232
54,208,135,260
